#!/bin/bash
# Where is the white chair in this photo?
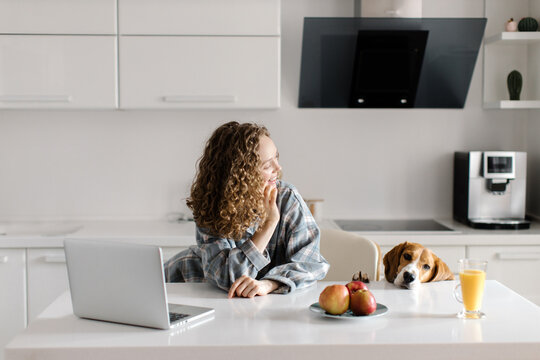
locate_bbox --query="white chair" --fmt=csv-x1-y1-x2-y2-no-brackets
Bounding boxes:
320,228,381,282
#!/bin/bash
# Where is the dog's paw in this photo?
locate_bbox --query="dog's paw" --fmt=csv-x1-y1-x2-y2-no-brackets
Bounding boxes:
351,271,370,283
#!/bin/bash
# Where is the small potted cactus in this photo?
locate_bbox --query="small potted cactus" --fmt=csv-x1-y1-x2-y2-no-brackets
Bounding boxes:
507,70,523,101
518,17,539,31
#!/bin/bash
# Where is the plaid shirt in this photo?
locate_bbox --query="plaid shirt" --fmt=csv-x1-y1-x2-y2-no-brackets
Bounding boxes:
164,181,329,294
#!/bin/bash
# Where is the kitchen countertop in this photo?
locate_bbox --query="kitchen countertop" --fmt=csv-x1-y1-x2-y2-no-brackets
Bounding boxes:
0,220,197,248
2,218,540,248
5,280,540,360
322,218,540,246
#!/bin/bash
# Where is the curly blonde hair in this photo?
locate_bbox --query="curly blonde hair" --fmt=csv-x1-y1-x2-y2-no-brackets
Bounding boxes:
187,122,270,240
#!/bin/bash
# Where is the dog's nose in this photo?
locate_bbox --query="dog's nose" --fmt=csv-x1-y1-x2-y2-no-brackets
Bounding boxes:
403,271,416,284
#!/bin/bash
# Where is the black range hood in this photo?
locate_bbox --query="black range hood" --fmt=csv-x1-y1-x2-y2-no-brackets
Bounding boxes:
298,17,487,109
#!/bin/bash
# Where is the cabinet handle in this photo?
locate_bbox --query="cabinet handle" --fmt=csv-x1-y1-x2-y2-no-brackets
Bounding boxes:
0,256,8,264
496,252,540,260
42,255,67,263
162,95,237,103
0,95,73,103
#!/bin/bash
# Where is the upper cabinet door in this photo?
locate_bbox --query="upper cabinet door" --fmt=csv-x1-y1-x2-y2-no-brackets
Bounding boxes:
120,36,280,109
0,35,117,109
0,0,117,34
119,0,280,35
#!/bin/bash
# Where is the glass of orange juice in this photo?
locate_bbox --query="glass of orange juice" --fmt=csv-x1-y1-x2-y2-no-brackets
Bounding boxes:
453,259,487,319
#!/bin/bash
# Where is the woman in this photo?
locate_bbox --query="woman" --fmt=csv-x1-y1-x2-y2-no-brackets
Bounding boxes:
165,122,328,298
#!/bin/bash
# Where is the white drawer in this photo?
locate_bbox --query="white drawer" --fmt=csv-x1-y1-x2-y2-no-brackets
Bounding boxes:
27,249,69,323
119,36,280,109
0,0,116,34
0,249,26,353
119,0,280,35
0,35,117,109
468,245,540,305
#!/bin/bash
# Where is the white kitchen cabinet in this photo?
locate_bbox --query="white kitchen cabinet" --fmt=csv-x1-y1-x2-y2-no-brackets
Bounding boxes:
0,0,116,35
119,0,280,36
483,0,540,109
379,245,466,275
120,36,280,109
468,245,540,305
0,0,117,110
0,35,117,109
26,249,69,323
0,0,280,110
0,249,26,360
118,0,281,109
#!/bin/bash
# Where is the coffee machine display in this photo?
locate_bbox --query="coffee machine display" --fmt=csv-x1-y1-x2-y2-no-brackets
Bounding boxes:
453,151,530,229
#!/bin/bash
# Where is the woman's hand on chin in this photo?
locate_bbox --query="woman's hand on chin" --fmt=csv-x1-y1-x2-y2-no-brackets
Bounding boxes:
263,183,280,225
228,276,279,298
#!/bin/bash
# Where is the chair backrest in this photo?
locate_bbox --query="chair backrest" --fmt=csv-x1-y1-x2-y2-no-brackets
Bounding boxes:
320,228,381,282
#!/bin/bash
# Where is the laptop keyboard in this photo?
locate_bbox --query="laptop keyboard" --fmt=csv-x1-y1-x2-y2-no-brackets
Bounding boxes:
169,312,189,323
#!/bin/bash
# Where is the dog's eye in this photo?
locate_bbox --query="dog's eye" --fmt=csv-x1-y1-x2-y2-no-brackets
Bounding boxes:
403,253,412,261
423,264,431,270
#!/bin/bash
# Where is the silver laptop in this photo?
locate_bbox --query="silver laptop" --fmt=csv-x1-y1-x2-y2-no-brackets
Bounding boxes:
64,239,214,330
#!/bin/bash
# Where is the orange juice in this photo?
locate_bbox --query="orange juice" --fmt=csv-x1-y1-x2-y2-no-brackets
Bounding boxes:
459,269,486,311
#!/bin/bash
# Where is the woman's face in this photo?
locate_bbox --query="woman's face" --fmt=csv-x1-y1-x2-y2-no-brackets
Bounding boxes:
258,135,281,188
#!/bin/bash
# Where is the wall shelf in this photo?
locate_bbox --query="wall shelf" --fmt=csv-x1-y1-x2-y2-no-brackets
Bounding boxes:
484,100,540,109
483,0,540,110
485,31,540,45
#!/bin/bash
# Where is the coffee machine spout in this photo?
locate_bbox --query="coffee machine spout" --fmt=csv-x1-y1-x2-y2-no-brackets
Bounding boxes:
486,179,510,194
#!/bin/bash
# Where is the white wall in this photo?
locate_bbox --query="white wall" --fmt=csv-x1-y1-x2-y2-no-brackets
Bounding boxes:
0,0,530,221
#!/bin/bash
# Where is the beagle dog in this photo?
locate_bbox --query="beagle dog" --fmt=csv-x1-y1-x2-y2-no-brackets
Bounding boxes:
383,242,454,289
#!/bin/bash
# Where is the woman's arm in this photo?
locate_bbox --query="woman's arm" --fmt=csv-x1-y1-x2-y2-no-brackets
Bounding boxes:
197,229,271,292
261,184,329,293
262,227,329,293
251,184,280,252
225,184,287,298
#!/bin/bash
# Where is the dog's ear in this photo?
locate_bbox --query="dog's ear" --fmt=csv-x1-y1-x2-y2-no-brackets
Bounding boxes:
429,256,455,282
383,242,407,283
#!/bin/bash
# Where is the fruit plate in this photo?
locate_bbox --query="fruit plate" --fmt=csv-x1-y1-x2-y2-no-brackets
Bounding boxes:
309,302,388,319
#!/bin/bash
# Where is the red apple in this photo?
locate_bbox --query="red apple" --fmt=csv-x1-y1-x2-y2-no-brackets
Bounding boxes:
349,289,377,316
346,280,368,295
319,284,350,315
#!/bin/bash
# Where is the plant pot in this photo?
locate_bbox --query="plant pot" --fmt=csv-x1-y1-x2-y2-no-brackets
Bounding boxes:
507,70,523,101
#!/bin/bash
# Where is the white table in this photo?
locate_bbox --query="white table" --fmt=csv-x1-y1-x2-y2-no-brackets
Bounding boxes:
5,280,540,360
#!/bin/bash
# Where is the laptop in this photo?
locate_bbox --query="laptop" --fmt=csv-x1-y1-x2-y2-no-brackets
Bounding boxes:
63,239,214,330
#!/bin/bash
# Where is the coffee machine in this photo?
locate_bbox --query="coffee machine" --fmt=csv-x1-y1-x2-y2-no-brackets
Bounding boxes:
453,151,529,229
